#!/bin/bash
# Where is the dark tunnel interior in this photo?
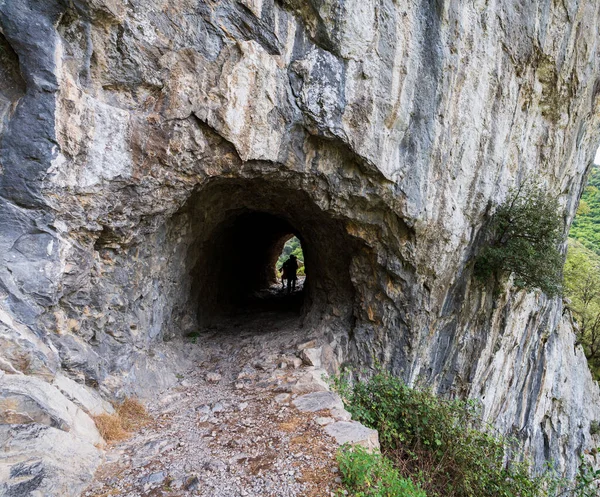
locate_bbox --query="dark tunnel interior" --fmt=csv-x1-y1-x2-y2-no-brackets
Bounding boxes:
200,211,305,314
183,178,359,329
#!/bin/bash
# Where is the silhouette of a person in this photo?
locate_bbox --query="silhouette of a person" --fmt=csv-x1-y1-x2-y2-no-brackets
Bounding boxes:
281,254,299,294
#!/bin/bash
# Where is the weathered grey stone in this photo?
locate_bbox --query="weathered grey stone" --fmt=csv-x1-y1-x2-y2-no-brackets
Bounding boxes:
324,421,380,452
131,439,173,468
289,357,303,369
297,340,317,352
293,392,344,413
300,347,322,368
0,0,598,486
315,416,334,426
0,372,103,446
0,307,59,379
274,393,290,404
330,407,352,422
319,344,339,375
53,373,115,416
206,372,222,383
140,471,166,486
0,424,102,497
291,369,330,394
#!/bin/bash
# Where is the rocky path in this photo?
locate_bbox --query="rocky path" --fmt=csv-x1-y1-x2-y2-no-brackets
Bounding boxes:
83,309,377,497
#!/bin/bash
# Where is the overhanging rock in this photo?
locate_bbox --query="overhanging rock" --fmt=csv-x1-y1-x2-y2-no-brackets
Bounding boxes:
0,0,600,493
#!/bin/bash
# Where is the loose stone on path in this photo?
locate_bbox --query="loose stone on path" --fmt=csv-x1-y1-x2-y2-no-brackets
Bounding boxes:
83,313,377,497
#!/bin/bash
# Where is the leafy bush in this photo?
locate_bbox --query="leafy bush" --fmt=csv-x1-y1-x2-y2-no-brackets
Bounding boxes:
571,453,600,497
475,182,564,296
337,445,426,497
334,370,557,497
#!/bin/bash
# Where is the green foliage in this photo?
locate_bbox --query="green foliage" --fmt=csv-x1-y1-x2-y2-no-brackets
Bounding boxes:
277,236,304,269
564,239,600,380
566,164,600,379
571,453,600,497
336,445,426,497
475,182,564,296
570,166,600,254
333,370,595,497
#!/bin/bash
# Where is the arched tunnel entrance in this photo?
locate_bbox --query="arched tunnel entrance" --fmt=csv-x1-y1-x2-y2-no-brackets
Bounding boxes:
180,178,359,332
198,211,306,314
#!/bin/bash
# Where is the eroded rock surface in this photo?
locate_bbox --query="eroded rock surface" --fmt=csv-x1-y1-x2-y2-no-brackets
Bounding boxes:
1,0,600,493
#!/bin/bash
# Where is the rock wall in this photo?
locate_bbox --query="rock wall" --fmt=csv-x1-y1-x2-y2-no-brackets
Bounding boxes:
1,0,600,492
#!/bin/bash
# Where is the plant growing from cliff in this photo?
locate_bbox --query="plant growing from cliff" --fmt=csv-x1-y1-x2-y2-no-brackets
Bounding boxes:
571,452,600,497
475,182,564,296
333,369,574,497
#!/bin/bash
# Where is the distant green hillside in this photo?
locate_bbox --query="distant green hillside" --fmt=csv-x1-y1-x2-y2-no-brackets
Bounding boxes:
567,164,600,381
276,236,304,269
570,165,600,253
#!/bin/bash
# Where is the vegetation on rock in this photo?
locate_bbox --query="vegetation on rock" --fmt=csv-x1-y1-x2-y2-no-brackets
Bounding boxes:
334,370,600,497
337,445,426,497
564,165,600,380
475,182,564,296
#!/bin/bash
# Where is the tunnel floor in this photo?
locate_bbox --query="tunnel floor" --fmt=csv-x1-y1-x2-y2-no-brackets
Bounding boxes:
85,290,343,496
241,277,306,313
197,278,307,338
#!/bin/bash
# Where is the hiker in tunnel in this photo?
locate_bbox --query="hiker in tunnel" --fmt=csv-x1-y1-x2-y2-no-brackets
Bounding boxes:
281,254,299,294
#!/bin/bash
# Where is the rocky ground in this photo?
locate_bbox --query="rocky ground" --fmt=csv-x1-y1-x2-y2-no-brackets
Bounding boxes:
83,287,378,497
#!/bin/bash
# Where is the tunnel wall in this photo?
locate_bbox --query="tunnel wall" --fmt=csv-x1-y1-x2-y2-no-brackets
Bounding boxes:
1,0,600,481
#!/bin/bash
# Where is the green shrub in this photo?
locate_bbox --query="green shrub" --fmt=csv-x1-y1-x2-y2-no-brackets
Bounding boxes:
475,182,564,296
571,452,600,497
333,370,554,497
337,445,426,497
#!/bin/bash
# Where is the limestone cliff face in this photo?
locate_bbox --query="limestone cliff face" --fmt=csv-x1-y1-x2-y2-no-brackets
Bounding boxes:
1,0,600,492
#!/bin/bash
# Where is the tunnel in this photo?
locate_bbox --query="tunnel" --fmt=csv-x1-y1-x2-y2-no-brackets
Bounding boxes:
197,210,305,314
176,177,359,331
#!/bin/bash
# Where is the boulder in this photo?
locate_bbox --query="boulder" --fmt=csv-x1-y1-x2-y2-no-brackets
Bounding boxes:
53,373,115,416
299,347,322,367
292,391,344,413
324,421,380,452
291,368,330,394
0,424,102,497
0,373,103,446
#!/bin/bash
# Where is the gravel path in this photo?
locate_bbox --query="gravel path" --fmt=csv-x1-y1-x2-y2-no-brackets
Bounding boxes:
84,307,345,497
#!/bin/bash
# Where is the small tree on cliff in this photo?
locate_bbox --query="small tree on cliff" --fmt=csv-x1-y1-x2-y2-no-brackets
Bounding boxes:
475,182,564,296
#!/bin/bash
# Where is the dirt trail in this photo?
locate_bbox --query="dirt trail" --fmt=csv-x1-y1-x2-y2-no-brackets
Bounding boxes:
84,301,347,497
